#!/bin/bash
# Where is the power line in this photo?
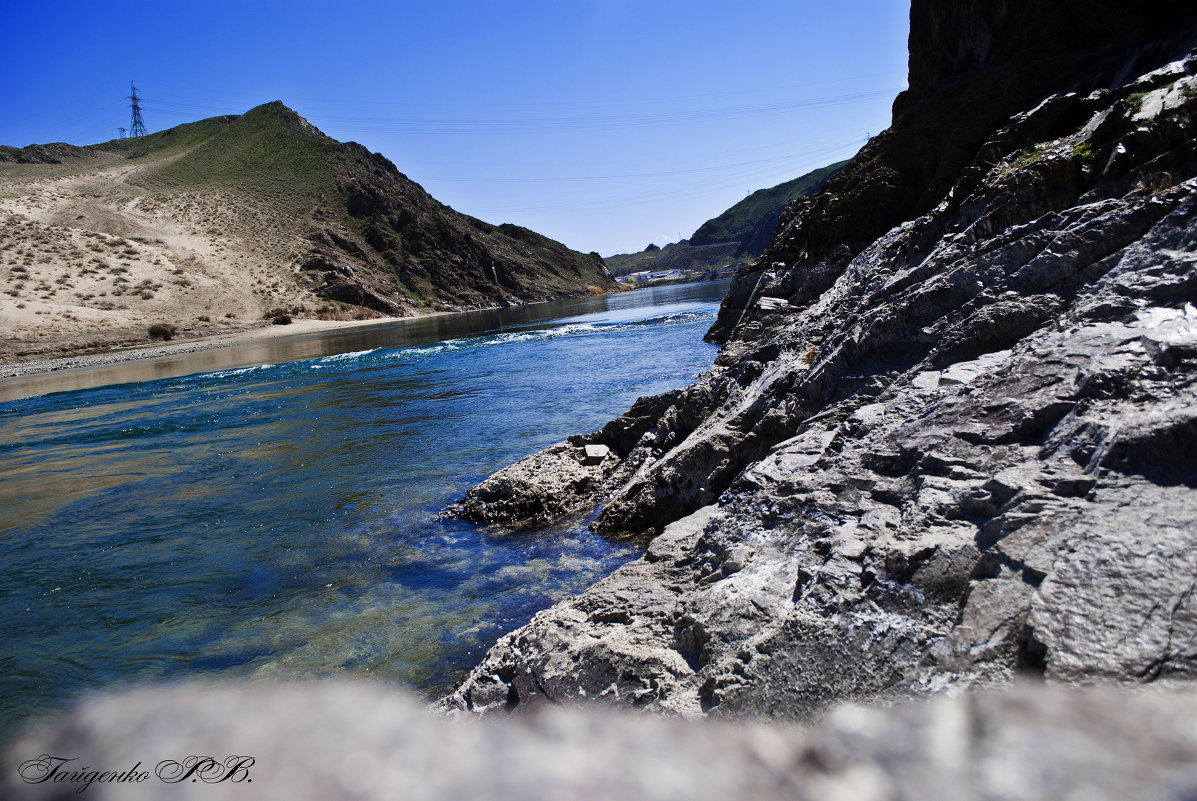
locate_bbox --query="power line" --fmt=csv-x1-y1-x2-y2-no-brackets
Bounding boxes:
132,86,900,137
303,89,901,136
418,142,853,184
458,143,862,217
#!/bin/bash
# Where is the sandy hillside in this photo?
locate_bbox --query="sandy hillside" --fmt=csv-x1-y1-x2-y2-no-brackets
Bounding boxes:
0,152,377,364
1,103,621,366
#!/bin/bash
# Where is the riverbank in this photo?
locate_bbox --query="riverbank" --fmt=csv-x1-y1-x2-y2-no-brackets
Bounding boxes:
0,315,406,379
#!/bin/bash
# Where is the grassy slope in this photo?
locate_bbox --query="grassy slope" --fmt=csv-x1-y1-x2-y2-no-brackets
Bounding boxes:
606,160,849,277
58,102,612,309
98,115,242,162
137,104,335,216
689,160,849,246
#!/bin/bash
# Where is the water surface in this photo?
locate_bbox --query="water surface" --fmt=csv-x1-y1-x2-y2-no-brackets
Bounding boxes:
0,280,728,735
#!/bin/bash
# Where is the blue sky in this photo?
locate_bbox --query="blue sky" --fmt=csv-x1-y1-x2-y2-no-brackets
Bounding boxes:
1,1,909,256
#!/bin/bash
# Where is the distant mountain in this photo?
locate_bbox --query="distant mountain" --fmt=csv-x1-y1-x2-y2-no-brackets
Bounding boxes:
604,160,848,277
0,102,615,360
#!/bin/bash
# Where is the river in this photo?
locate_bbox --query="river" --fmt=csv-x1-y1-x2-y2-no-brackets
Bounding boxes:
0,279,729,735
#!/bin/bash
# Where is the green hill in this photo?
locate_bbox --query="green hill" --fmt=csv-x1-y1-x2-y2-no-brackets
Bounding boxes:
605,160,848,278
2,102,616,318
689,160,849,252
147,102,617,310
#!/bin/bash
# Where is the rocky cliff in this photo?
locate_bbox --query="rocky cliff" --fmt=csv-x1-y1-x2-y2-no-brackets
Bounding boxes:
444,1,1197,719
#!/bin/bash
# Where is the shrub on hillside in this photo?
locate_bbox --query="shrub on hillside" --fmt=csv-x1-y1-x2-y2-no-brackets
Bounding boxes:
264,307,293,325
148,323,177,341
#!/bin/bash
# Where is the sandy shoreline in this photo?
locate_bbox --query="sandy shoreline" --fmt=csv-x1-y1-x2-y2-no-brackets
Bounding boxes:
0,315,408,379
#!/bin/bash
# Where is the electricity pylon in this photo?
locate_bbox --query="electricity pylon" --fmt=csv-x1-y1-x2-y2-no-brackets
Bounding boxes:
128,82,148,138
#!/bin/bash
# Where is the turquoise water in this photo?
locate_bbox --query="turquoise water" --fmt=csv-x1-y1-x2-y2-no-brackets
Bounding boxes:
0,280,728,735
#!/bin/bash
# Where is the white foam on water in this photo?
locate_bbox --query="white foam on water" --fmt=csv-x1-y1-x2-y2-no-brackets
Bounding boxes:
318,348,380,363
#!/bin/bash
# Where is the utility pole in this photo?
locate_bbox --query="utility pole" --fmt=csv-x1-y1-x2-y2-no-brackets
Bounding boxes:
128,82,148,138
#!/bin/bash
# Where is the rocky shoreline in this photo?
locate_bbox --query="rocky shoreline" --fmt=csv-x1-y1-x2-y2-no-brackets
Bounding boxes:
0,316,396,380
442,3,1197,719
5,4,1197,798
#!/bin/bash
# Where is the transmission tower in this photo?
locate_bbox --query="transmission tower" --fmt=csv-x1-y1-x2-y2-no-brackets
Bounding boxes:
118,127,127,139
128,82,148,138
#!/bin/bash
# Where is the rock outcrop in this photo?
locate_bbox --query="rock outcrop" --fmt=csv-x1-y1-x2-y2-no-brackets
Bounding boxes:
445,2,1197,719
7,682,1197,800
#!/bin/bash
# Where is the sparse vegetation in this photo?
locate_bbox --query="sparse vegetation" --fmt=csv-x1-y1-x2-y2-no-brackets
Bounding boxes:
0,99,613,360
265,306,294,325
312,304,375,321
147,323,177,341
998,143,1053,176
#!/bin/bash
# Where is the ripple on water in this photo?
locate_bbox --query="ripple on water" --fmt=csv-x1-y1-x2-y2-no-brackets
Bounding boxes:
0,280,730,735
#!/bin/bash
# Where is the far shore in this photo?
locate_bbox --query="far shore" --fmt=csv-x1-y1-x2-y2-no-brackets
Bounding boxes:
0,315,411,380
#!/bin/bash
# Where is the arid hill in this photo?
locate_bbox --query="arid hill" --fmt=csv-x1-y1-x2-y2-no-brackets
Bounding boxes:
0,102,614,362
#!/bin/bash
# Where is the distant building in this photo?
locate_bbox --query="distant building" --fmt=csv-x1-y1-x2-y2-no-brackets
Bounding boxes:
619,268,683,285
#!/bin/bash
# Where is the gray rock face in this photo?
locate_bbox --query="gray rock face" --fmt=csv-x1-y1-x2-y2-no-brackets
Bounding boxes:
449,440,617,527
444,23,1197,719
7,682,1197,801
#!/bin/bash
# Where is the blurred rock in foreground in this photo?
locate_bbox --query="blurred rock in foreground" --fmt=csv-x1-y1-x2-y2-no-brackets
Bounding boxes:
5,681,1197,800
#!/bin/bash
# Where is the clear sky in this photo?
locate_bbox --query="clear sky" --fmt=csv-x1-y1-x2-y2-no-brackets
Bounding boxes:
1,1,910,256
